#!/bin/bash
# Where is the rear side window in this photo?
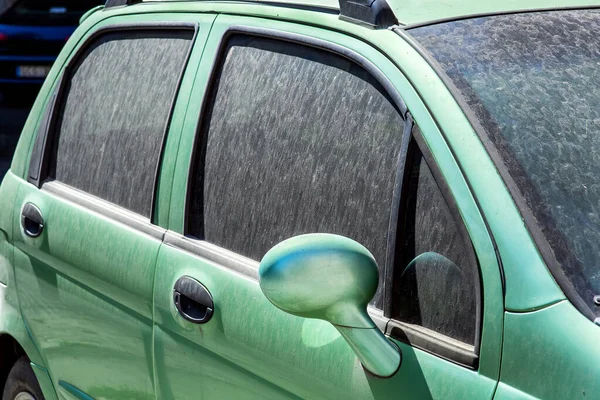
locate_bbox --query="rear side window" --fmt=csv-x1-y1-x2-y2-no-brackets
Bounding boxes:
50,30,193,217
187,35,406,306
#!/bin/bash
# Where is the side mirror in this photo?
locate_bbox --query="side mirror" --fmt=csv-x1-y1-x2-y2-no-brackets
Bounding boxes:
259,233,401,377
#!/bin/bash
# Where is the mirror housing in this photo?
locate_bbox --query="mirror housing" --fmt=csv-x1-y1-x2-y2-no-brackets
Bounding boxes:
259,233,401,377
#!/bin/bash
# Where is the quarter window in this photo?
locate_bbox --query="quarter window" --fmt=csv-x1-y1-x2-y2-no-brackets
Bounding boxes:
187,35,406,306
50,30,193,217
393,132,477,345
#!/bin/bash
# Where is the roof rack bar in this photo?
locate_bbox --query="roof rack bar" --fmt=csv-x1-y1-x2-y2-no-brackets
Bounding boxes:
105,0,142,8
338,0,397,29
104,0,398,29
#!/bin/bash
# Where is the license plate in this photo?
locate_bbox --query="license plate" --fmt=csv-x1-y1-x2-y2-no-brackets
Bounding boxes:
16,65,51,78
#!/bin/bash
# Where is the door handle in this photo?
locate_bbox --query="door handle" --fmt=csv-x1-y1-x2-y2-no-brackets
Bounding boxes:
173,276,214,324
21,203,44,238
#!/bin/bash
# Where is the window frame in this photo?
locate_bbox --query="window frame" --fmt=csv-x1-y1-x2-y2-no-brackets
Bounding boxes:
184,27,409,310
27,22,198,220
385,119,482,369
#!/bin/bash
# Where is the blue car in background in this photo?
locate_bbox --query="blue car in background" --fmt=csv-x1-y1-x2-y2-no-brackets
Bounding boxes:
0,0,102,98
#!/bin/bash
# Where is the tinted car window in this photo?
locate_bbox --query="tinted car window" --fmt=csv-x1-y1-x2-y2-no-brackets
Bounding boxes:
410,10,600,320
394,135,476,344
0,0,103,26
188,35,405,306
51,30,193,217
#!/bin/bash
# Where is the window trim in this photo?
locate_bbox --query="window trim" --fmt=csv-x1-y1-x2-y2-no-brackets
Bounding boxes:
27,21,198,221
42,180,166,240
385,122,482,369
387,319,477,368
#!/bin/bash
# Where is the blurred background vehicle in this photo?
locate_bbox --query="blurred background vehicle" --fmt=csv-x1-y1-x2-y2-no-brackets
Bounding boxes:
0,0,102,97
0,0,102,179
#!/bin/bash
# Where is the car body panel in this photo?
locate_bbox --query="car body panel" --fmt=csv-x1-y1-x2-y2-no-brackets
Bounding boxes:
30,362,59,400
7,11,214,400
12,179,159,399
0,171,46,369
2,1,598,400
79,5,103,25
497,301,600,399
56,380,95,400
155,237,497,399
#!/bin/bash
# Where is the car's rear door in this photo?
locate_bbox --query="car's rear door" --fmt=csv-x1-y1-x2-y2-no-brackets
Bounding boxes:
11,13,214,399
153,13,504,400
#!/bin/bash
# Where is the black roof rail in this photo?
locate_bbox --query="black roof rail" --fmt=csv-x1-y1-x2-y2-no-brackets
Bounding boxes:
104,0,398,29
338,0,397,29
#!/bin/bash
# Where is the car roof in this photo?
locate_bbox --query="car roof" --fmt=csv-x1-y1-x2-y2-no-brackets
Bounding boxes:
147,0,600,26
390,0,600,26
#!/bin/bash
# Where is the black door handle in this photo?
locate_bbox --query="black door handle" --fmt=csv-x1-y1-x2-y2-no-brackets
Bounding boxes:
173,276,214,324
21,203,44,238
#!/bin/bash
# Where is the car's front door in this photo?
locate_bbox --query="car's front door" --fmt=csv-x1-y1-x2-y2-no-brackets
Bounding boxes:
11,16,207,399
153,15,504,400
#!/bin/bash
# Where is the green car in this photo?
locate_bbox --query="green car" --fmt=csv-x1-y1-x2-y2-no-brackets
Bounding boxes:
1,0,600,398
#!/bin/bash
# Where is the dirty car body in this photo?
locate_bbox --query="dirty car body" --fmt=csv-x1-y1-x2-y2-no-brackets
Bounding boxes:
0,0,599,399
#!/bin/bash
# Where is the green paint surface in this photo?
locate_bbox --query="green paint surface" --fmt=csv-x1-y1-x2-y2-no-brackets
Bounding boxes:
390,0,600,25
0,1,597,399
498,302,600,399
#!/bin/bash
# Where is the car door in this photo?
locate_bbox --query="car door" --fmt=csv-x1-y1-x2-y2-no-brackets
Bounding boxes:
153,14,504,400
11,14,212,400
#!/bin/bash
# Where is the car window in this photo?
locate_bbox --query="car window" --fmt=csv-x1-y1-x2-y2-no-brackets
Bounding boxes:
0,0,104,26
410,10,600,321
393,131,477,345
49,30,193,217
187,35,406,307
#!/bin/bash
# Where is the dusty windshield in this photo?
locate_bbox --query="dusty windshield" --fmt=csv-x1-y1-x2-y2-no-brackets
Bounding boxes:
410,10,600,319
